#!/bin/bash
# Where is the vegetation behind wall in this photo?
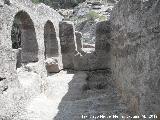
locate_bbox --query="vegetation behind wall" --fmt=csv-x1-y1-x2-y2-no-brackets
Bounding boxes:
31,0,86,8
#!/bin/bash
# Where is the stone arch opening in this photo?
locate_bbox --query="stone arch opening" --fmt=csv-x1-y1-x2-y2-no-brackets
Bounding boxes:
11,11,38,68
44,20,58,59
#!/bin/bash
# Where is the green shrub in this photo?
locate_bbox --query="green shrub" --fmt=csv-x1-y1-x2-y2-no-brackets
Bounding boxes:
31,0,82,8
99,15,106,21
87,11,106,21
31,0,40,4
87,11,99,21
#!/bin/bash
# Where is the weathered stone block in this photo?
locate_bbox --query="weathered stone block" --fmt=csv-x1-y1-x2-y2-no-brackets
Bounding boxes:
110,0,160,115
0,0,4,7
95,21,111,52
59,21,77,53
45,58,60,73
0,0,63,118
75,31,83,52
4,0,10,5
59,21,77,69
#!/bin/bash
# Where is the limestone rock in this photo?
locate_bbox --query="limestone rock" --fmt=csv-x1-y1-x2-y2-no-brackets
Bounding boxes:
59,21,76,53
0,0,4,7
110,0,160,115
59,21,77,69
45,58,60,73
75,31,83,52
95,21,111,52
70,1,115,44
0,1,63,118
4,0,10,5
83,43,95,48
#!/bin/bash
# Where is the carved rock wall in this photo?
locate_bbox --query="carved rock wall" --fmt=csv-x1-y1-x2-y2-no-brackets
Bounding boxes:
110,0,160,115
59,21,77,69
0,0,63,118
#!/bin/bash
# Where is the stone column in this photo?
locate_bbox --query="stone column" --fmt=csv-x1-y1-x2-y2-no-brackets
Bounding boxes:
95,21,111,52
59,21,77,69
74,21,112,71
75,31,83,52
94,21,111,69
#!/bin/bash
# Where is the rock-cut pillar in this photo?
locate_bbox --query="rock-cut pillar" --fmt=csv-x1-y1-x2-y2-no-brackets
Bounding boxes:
59,21,77,69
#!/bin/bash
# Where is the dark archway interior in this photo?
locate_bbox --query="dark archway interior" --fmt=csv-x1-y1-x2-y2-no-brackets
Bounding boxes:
11,11,39,68
44,20,58,59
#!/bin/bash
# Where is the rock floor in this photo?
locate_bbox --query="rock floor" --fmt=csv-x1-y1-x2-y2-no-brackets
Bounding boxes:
17,69,126,120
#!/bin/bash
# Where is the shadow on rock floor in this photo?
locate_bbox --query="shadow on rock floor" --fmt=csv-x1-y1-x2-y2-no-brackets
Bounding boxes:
53,70,127,120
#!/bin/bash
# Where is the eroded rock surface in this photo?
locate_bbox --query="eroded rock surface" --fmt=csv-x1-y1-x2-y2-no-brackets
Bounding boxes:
54,70,126,120
59,21,77,69
73,21,111,71
110,0,160,115
0,0,63,119
1,0,160,119
45,58,60,73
